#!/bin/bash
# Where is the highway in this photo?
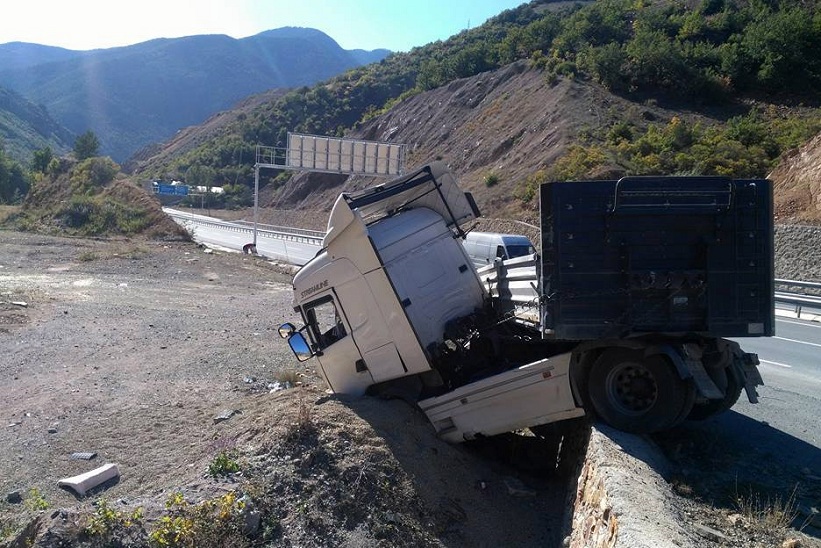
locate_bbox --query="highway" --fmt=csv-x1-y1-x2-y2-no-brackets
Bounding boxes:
735,316,821,396
164,208,322,266
724,315,821,463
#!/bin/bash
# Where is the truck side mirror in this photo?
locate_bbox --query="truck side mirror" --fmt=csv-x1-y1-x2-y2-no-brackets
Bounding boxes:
278,322,296,339
288,332,314,362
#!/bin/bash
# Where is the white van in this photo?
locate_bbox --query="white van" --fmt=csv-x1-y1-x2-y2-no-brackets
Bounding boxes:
462,231,535,269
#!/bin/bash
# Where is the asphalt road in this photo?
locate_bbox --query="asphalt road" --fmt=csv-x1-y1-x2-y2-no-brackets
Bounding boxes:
165,208,321,265
725,315,821,470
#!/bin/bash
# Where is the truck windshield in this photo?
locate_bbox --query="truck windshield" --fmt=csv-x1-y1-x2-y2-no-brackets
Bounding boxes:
304,296,347,350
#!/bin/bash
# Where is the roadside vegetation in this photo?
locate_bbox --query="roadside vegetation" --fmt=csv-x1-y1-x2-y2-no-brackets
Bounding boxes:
517,109,821,203
1,131,189,239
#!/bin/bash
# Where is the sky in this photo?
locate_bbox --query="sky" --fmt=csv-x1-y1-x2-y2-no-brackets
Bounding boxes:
1,0,527,53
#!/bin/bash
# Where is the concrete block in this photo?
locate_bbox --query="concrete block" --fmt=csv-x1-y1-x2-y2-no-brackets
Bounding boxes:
58,463,119,496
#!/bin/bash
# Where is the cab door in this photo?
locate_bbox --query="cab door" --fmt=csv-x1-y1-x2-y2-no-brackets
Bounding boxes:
301,293,374,395
334,273,410,382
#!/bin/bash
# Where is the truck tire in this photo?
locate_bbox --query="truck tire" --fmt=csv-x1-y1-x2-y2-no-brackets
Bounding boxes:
687,362,744,421
587,348,695,434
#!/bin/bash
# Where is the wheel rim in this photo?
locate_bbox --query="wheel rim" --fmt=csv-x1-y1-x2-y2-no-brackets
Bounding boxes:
604,361,658,416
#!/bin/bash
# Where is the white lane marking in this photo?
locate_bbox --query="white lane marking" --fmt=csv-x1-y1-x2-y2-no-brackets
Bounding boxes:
760,359,792,368
777,318,821,329
774,336,821,348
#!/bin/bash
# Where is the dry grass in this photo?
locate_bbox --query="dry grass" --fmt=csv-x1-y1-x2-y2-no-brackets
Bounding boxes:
283,389,316,445
734,483,799,532
272,368,302,386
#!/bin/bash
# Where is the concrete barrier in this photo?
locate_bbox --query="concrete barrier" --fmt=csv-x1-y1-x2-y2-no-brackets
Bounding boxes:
568,425,693,548
58,463,120,496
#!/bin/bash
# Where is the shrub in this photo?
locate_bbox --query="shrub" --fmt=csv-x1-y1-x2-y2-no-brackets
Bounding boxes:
517,170,549,204
84,499,145,542
149,491,249,547
483,172,500,187
55,196,151,235
24,488,49,511
208,451,241,478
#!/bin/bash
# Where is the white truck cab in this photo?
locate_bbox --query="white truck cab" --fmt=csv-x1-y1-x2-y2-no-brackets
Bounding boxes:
283,162,486,395
279,162,584,440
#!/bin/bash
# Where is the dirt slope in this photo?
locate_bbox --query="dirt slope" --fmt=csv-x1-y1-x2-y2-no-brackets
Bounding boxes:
769,131,821,224
266,61,720,221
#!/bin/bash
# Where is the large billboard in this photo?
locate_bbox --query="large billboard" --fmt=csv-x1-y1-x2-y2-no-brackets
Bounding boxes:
284,133,405,176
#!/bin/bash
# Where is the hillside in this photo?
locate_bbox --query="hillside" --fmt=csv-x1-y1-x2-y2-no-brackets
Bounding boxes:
0,86,72,163
12,156,187,240
123,88,290,174
162,59,819,229
0,28,389,162
270,61,721,220
131,0,821,226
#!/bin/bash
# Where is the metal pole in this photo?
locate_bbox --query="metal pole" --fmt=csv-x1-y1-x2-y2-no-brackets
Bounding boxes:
253,164,259,248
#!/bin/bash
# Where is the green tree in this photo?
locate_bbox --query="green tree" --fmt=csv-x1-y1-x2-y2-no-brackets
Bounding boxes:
74,131,100,161
185,165,216,188
31,146,54,174
70,157,119,190
0,151,29,204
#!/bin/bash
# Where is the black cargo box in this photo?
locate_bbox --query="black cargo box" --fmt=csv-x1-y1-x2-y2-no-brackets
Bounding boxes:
539,176,774,340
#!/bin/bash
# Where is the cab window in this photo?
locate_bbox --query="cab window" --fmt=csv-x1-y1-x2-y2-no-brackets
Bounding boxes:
303,296,347,350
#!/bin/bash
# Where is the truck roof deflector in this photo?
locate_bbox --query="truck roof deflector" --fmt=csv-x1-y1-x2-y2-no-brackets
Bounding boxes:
343,162,479,231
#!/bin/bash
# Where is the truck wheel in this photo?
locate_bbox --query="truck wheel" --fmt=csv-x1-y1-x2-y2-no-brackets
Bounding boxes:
687,362,744,421
588,349,694,434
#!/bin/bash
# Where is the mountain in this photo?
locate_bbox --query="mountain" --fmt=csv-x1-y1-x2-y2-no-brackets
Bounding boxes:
0,42,84,71
0,85,73,163
0,28,390,161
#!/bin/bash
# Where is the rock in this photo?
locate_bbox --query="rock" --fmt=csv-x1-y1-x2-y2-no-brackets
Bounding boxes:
781,539,801,548
244,509,261,536
213,409,240,424
692,523,727,542
58,463,120,496
727,513,744,526
6,490,22,503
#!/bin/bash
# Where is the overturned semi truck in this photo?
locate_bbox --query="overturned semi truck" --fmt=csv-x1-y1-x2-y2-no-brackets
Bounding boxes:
279,162,773,441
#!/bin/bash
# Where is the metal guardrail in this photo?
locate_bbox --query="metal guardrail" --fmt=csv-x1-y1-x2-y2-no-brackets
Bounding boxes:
232,220,324,239
774,279,821,318
477,254,541,324
166,211,324,246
